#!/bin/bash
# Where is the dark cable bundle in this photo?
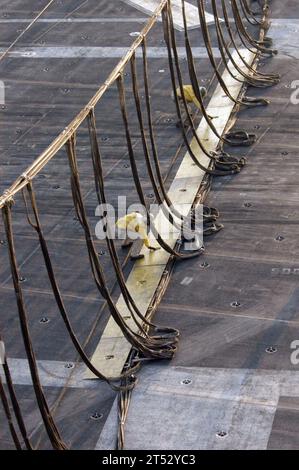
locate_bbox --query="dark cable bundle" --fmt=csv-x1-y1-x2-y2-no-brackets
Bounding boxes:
0,0,275,451
0,333,33,450
2,202,68,450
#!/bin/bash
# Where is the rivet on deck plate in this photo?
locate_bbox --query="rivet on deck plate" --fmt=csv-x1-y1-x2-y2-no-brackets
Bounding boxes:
19,276,26,283
216,431,228,438
276,235,284,242
281,151,288,156
0,240,6,245
53,185,60,190
98,250,105,256
100,136,109,142
231,301,241,308
181,378,192,385
266,346,277,354
64,363,74,369
90,412,103,421
244,202,252,208
164,118,173,123
39,317,50,324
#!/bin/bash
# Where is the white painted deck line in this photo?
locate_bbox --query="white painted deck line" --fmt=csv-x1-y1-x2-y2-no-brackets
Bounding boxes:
0,46,225,59
2,359,299,397
96,365,299,450
122,0,221,30
86,48,256,380
0,18,148,23
0,358,100,389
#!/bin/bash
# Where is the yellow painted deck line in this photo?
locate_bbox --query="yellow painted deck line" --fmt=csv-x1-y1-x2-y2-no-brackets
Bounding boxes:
86,49,255,379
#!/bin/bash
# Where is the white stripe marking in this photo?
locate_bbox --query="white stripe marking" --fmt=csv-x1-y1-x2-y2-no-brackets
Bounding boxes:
0,358,102,389
122,0,222,30
0,18,148,23
0,46,224,59
181,276,194,286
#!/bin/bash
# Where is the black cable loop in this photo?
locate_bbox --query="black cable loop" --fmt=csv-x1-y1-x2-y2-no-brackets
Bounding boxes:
0,376,22,450
21,184,141,391
163,4,247,174
66,134,180,358
87,110,181,342
220,0,279,81
243,0,263,26
195,0,268,107
231,0,277,55
141,38,222,230
117,73,205,257
211,0,278,87
180,0,256,150
0,332,33,450
240,0,263,26
130,51,205,240
2,203,68,450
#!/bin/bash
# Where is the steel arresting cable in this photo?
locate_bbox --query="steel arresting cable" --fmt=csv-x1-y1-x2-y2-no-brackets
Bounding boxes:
66,134,180,357
0,0,273,450
219,0,278,82
0,376,22,450
196,0,269,107
87,110,181,341
130,52,212,240
231,0,276,55
242,0,271,29
211,0,278,87
240,0,264,26
181,0,257,150
163,3,247,174
21,183,141,389
117,74,204,257
140,39,220,234
0,333,33,449
2,203,68,450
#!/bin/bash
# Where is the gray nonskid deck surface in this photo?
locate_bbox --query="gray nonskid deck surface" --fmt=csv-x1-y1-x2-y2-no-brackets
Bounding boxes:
96,0,299,450
0,0,299,450
0,0,217,450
